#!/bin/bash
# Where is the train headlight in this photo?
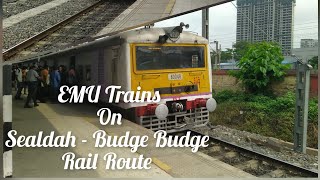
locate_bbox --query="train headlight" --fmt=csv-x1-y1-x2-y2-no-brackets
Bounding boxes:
155,104,169,120
206,98,217,112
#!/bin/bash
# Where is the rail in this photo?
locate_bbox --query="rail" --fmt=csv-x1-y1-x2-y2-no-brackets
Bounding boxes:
189,130,318,177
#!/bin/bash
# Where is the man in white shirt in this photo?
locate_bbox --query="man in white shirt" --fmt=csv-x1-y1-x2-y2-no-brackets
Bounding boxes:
14,65,23,100
24,65,42,108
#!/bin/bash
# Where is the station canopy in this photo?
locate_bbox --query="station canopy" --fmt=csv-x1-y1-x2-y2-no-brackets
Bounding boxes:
96,0,233,36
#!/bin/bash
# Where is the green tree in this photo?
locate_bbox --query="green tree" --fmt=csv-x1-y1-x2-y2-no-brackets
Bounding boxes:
230,42,290,94
212,42,250,64
220,48,233,63
233,41,251,61
308,56,318,69
210,50,216,66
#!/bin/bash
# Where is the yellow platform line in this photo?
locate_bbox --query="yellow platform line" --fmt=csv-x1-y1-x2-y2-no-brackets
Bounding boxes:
152,157,172,173
162,0,176,18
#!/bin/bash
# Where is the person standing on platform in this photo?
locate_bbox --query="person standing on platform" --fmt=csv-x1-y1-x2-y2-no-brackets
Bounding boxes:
24,65,42,108
39,65,50,102
14,64,23,100
51,66,61,102
22,66,28,94
12,65,18,90
67,66,77,87
59,65,67,86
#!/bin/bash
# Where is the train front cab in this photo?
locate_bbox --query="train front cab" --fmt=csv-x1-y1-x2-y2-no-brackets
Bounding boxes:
130,42,217,133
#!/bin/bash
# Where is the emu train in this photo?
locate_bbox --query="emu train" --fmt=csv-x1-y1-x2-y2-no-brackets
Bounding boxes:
19,23,217,133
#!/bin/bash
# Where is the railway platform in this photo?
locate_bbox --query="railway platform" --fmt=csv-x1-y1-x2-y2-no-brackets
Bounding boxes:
12,94,254,178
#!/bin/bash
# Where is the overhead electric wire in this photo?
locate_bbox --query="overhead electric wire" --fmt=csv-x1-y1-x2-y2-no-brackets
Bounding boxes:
207,2,317,50
211,23,317,38
218,1,318,54
211,31,318,40
230,1,271,40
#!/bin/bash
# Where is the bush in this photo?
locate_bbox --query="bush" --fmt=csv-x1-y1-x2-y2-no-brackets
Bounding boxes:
230,42,290,94
308,56,318,69
211,90,318,148
309,99,318,122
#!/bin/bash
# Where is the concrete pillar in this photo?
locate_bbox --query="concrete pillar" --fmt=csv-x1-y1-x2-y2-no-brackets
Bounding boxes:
3,64,13,178
294,62,312,153
1,0,13,176
202,8,209,40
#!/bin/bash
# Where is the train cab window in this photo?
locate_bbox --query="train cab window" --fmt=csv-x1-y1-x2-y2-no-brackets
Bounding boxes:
135,46,205,71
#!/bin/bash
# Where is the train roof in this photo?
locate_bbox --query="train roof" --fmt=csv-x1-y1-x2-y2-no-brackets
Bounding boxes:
8,26,208,64
118,27,208,44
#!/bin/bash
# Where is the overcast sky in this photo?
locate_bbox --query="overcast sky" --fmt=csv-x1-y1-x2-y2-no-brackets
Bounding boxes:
155,0,318,50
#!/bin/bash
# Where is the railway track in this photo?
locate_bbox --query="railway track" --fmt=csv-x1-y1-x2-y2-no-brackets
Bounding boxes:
180,130,318,178
3,0,54,19
4,0,135,61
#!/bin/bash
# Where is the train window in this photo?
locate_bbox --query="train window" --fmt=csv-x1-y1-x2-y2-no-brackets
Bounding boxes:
135,46,205,71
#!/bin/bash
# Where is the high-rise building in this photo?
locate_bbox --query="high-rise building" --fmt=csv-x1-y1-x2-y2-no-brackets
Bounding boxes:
236,0,295,55
300,39,318,48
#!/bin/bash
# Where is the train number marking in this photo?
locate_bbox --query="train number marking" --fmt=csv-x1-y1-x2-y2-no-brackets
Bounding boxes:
168,73,183,80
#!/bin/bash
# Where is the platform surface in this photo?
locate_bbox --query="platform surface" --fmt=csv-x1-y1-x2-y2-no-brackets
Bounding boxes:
12,94,254,178
12,95,169,178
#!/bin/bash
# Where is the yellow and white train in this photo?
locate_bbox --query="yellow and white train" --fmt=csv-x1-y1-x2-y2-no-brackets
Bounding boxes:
22,23,217,133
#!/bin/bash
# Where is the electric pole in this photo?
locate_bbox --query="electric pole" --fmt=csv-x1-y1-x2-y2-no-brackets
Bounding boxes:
218,44,221,69
232,42,235,69
213,40,219,70
294,59,312,153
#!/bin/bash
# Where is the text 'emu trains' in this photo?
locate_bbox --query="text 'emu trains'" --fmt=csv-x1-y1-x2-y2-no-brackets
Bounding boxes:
15,23,217,133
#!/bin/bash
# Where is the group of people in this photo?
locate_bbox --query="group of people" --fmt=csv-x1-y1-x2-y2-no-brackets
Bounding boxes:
12,64,78,108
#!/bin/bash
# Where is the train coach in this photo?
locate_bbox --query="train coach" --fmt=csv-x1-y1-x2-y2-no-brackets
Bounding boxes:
17,23,217,133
